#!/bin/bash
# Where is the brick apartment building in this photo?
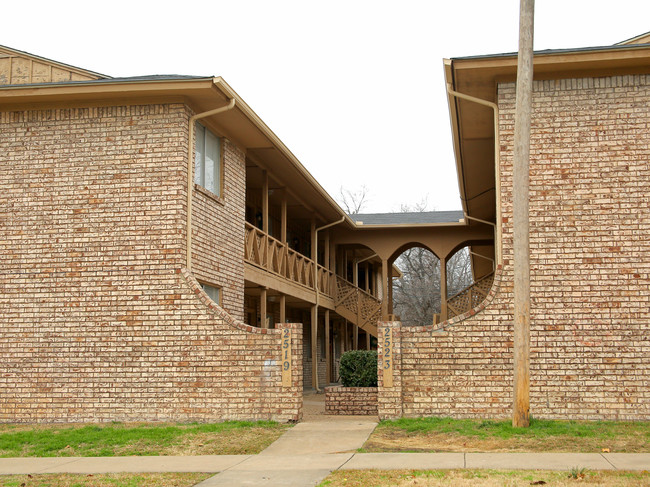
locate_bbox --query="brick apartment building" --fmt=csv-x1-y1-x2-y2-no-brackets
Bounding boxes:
379,32,650,421
1,32,649,422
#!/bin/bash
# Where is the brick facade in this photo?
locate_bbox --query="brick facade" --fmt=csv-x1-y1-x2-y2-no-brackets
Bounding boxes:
0,103,302,422
191,138,246,321
325,386,378,415
379,75,650,421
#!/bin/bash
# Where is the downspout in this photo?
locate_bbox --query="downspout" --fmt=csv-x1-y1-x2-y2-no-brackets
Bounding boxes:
446,84,502,266
312,216,345,392
356,253,378,293
186,98,236,270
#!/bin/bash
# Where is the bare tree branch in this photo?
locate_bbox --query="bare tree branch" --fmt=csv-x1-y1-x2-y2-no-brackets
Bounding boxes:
392,203,473,326
338,185,369,214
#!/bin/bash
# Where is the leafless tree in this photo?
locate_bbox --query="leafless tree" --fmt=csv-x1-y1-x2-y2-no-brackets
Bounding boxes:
338,185,369,214
393,245,441,326
392,203,473,326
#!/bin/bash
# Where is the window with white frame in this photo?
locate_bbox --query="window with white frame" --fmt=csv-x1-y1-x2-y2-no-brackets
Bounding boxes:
201,282,221,305
195,123,222,196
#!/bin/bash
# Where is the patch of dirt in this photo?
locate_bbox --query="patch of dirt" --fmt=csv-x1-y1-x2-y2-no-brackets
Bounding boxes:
0,473,211,487
321,469,650,487
159,427,287,456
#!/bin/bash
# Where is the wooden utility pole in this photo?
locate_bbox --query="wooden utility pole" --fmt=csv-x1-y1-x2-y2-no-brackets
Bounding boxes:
513,0,534,428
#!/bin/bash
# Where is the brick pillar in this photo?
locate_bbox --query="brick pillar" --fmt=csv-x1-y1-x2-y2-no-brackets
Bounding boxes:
377,321,402,419
276,322,303,422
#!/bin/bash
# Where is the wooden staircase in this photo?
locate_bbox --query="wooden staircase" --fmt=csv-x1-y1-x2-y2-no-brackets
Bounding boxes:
334,276,382,337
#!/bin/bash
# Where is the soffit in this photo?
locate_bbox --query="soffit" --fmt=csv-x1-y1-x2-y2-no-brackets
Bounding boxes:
446,44,650,224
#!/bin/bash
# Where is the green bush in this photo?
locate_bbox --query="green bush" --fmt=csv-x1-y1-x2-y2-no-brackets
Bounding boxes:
339,350,378,387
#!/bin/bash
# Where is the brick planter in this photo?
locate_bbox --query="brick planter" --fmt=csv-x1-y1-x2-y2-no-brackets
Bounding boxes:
325,386,378,416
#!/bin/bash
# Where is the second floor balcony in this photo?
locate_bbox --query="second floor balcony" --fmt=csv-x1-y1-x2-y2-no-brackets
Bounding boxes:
244,222,382,336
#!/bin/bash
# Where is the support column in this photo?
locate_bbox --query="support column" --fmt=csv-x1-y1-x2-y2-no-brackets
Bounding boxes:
324,231,331,294
381,259,389,318
366,332,371,350
373,264,378,296
365,263,370,293
325,309,331,385
440,256,448,322
260,287,267,328
354,325,358,350
280,189,287,244
279,294,286,323
262,170,269,234
324,230,330,269
310,217,316,261
330,241,337,276
353,257,359,287
311,304,318,390
388,260,394,315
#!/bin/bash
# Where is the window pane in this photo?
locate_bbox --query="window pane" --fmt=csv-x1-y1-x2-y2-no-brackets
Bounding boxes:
201,283,220,304
195,124,205,186
205,130,220,195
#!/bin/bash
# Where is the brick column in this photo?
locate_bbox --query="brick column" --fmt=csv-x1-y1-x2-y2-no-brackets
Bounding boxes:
377,321,402,419
275,322,303,422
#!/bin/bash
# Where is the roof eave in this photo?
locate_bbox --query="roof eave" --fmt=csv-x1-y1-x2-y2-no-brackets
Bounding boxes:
0,76,355,226
352,220,466,229
445,42,650,225
212,78,357,228
443,58,469,219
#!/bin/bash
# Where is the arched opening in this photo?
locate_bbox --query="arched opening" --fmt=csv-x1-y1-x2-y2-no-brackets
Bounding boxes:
391,242,440,327
391,243,488,326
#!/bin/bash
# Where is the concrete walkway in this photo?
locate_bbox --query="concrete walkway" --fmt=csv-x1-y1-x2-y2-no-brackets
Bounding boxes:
1,394,648,486
2,452,648,475
195,392,378,486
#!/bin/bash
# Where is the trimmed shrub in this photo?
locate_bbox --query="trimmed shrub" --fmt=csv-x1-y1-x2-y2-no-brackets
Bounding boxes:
339,350,378,387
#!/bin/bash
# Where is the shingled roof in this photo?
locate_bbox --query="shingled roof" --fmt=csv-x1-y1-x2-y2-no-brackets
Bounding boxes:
349,210,464,226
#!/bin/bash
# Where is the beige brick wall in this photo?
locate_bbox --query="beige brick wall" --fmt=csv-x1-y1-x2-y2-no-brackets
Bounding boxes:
325,386,377,415
380,74,650,421
191,138,246,321
0,103,302,422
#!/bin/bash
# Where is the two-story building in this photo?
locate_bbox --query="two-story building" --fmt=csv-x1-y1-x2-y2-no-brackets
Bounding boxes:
0,45,486,422
4,30,648,423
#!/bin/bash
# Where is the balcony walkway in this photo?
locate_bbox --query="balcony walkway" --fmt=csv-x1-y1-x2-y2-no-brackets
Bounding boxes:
244,222,382,336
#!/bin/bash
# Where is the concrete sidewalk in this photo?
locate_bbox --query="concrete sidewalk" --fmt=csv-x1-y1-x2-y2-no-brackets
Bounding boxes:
194,417,379,486
1,452,648,476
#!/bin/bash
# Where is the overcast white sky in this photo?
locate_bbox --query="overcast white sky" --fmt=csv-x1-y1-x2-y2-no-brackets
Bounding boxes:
3,1,649,213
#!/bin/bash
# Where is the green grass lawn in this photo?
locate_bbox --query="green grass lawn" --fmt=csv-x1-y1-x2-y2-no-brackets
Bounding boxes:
0,421,289,457
362,417,650,453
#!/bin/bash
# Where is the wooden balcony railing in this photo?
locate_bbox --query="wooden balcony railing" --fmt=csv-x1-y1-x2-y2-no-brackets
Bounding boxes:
446,271,495,319
244,223,381,334
334,276,382,336
244,222,334,298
